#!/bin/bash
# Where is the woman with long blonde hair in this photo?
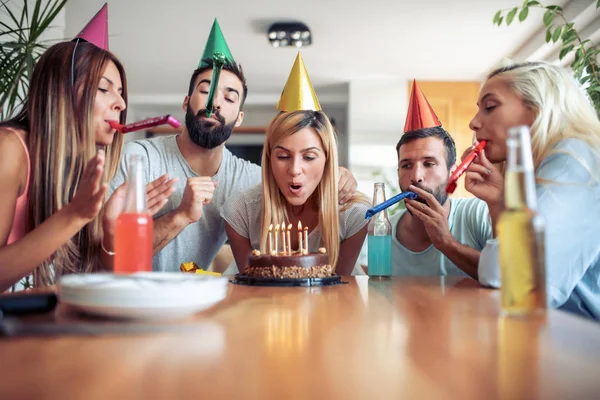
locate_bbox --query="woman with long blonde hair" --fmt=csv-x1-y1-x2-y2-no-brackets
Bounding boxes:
0,41,173,291
463,60,600,319
222,110,370,275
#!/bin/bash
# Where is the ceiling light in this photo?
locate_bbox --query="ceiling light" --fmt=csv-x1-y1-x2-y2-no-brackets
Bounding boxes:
267,22,312,48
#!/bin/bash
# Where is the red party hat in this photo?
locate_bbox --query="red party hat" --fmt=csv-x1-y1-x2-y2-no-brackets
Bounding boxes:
403,80,441,132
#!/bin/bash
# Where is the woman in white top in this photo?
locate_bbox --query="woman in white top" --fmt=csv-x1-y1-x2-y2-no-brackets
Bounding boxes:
222,110,370,275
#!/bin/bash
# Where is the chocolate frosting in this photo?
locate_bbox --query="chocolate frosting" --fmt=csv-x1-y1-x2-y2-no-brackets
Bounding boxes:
248,252,329,268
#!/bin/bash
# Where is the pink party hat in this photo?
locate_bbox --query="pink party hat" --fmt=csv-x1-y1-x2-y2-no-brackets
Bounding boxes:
74,3,108,50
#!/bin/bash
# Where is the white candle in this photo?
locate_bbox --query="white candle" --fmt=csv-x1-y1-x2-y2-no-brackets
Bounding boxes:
268,224,273,255
274,224,280,255
303,226,309,255
297,221,303,254
281,221,287,254
287,224,292,255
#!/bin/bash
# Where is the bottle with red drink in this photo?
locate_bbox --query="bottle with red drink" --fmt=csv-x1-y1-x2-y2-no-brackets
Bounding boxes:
114,154,153,273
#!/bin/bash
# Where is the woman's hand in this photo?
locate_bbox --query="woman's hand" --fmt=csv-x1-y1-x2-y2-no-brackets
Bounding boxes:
102,174,177,238
462,147,503,208
102,183,126,239
66,150,107,223
146,174,177,215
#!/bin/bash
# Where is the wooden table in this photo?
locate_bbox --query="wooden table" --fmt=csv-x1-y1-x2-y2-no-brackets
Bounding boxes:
1,276,600,399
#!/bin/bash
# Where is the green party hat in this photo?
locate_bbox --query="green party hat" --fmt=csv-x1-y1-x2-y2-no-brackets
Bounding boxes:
198,18,234,68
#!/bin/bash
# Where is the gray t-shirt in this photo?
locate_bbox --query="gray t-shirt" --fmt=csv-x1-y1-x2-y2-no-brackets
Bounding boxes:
221,184,370,268
389,197,492,276
111,135,260,271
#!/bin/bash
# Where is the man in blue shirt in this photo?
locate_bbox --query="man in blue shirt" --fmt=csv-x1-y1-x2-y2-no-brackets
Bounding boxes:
391,81,492,278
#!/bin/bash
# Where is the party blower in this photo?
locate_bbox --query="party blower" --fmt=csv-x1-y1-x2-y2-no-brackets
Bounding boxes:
365,191,418,219
108,115,181,134
446,140,487,194
205,52,227,118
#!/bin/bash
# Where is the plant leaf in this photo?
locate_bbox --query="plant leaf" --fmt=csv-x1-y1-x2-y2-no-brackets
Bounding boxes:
597,0,600,9
562,30,577,44
543,10,555,26
546,5,563,12
493,10,502,25
519,7,529,22
527,0,541,5
33,0,67,41
0,42,25,49
30,0,43,39
24,0,30,29
506,7,518,25
552,26,562,43
0,6,26,42
26,52,34,80
559,45,574,60
0,26,28,39
546,25,554,42
1,2,22,28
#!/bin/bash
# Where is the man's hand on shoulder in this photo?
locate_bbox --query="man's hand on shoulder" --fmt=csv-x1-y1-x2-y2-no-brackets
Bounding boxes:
337,167,357,205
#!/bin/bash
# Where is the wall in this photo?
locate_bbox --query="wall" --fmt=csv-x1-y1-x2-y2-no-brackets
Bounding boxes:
348,79,409,197
127,95,350,167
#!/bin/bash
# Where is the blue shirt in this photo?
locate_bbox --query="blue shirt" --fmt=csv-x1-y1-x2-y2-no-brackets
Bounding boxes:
390,197,492,276
479,139,600,320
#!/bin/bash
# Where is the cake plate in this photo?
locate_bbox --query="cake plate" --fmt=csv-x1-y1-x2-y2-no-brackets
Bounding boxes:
231,274,345,287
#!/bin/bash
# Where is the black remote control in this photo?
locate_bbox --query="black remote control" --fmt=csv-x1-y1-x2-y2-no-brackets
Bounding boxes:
0,293,58,316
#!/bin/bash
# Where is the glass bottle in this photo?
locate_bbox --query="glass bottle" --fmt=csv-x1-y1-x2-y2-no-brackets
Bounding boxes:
114,154,153,273
497,126,547,315
368,182,392,278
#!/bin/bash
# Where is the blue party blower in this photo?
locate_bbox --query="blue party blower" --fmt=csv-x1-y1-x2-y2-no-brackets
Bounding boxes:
365,191,417,219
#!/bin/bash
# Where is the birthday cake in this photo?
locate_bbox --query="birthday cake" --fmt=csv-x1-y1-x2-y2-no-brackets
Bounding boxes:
245,248,333,279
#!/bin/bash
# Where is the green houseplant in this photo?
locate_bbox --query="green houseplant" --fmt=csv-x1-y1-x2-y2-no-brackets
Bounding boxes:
0,0,68,119
493,0,600,117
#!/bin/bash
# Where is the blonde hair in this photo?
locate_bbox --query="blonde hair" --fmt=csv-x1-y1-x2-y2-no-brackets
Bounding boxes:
260,111,367,270
486,60,600,174
1,41,127,286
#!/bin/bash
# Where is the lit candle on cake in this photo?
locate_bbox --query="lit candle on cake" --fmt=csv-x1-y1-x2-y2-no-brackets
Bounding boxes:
274,224,280,255
297,221,303,254
281,221,287,254
287,223,292,255
268,224,274,255
303,226,309,255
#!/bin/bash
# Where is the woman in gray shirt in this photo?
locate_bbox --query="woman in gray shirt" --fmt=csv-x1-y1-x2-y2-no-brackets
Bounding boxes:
222,110,370,275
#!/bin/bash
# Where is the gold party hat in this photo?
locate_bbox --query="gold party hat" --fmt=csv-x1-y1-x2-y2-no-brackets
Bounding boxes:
276,52,321,112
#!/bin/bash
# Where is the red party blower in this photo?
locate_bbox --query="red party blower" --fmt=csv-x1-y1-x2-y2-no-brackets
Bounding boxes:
446,140,487,194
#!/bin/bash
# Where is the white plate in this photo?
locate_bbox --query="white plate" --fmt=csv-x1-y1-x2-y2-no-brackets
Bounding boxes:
58,272,229,320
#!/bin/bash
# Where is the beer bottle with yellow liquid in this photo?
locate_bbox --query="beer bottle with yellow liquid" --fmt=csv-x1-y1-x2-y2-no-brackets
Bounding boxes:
497,126,547,315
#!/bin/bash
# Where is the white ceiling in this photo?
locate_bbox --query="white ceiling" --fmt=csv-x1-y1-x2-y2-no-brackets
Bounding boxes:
63,0,595,102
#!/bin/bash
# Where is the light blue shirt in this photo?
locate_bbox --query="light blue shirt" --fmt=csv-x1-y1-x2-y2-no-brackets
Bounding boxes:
391,197,492,276
479,139,600,320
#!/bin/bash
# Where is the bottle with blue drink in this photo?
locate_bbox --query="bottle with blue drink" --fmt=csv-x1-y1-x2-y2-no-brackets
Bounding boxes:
368,182,392,278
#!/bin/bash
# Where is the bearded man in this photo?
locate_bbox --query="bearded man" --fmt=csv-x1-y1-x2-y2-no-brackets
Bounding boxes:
389,81,492,278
